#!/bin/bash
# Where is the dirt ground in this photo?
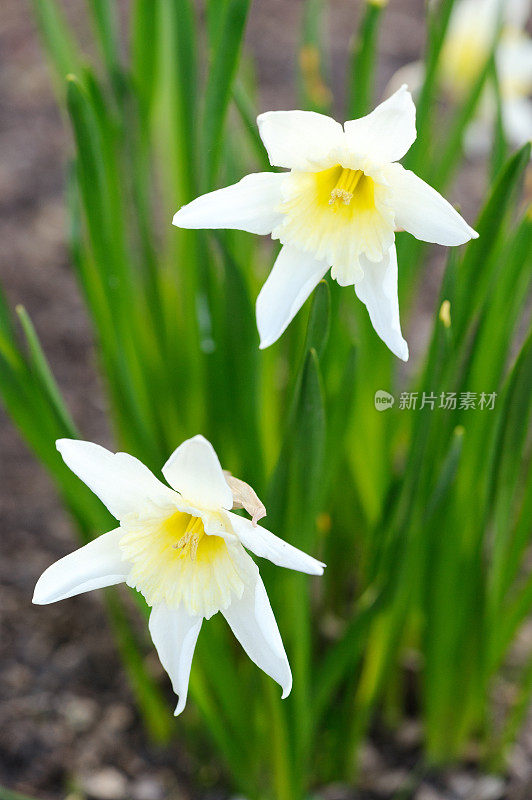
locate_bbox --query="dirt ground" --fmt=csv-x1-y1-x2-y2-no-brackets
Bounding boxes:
1,1,531,799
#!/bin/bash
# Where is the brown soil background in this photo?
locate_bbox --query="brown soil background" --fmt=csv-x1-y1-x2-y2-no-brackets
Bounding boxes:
0,1,530,799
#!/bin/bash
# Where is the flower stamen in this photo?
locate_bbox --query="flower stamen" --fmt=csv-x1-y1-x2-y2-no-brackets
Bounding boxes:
173,514,204,561
328,168,364,208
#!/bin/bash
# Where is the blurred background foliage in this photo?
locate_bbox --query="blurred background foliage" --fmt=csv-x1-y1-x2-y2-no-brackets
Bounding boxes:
1,0,531,798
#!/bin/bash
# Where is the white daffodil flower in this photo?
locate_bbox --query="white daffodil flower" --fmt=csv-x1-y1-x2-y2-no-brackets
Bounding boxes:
173,86,478,361
389,0,532,155
33,435,324,715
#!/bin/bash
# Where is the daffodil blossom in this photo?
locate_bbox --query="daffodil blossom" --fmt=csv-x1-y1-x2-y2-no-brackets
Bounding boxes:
33,436,325,714
173,86,478,361
389,0,532,155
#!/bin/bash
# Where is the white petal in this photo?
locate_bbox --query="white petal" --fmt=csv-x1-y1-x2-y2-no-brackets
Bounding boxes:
222,572,292,698
172,172,286,234
57,439,177,521
385,163,479,245
257,110,344,171
228,512,325,575
256,245,329,349
162,435,233,511
355,245,409,361
503,97,532,149
33,528,128,604
344,85,417,164
149,603,202,716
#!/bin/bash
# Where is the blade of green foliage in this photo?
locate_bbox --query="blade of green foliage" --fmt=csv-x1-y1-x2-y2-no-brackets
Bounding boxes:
404,0,457,169
429,54,495,190
486,328,532,664
202,0,252,188
30,0,82,87
347,0,385,119
86,0,123,98
489,60,508,179
15,305,79,439
299,0,331,113
232,80,272,171
131,0,159,120
265,292,328,792
454,143,531,338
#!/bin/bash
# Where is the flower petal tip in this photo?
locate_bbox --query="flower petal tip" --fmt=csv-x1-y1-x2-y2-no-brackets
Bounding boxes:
398,341,409,362
174,698,186,717
281,682,293,700
32,586,46,605
32,576,56,605
172,209,184,227
55,438,71,453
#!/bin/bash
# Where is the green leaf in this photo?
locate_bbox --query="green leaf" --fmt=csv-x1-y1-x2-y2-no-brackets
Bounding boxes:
429,53,496,189
131,0,159,119
299,0,331,113
454,142,531,338
15,305,79,439
30,0,83,88
304,279,331,360
404,0,457,170
202,0,252,188
489,58,508,179
266,346,326,792
232,79,272,171
347,0,385,119
86,0,124,98
486,328,532,633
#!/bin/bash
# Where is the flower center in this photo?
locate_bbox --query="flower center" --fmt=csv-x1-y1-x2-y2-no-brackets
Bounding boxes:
173,514,205,561
328,168,362,207
119,510,247,618
317,166,376,214
272,163,394,282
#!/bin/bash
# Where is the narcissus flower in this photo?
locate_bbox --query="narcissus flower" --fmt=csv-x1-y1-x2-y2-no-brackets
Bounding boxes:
173,86,478,360
33,436,324,714
390,0,532,155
